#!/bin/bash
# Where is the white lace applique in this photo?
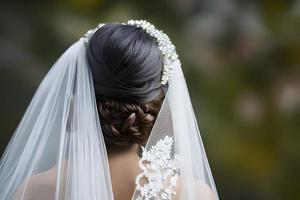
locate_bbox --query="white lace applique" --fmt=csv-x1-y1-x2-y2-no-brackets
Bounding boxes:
135,136,180,200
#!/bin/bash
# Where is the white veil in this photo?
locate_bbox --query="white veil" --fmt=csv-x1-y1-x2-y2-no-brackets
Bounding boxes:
0,24,219,200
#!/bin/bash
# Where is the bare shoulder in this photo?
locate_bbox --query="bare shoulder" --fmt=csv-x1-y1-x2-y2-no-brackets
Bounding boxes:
173,178,216,200
13,166,57,200
195,180,216,200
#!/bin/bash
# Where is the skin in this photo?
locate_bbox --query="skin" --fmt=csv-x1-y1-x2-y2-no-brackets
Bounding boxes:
108,144,216,200
108,144,141,200
13,144,216,200
12,167,57,200
173,179,216,200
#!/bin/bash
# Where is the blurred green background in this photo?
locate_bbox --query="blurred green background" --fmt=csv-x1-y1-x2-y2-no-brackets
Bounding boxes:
0,0,299,199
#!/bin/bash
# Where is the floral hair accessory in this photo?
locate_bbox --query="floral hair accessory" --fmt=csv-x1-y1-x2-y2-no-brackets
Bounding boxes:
83,20,181,85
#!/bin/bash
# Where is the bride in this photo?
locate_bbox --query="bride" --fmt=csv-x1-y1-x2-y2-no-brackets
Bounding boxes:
0,20,219,200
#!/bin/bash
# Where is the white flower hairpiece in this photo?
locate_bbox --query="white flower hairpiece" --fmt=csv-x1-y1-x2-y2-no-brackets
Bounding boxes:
82,20,181,85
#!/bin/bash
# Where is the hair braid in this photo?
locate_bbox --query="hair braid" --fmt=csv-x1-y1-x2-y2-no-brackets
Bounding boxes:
97,92,164,154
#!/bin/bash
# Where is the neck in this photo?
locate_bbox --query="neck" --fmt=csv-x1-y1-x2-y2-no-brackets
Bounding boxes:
108,144,141,199
108,143,140,162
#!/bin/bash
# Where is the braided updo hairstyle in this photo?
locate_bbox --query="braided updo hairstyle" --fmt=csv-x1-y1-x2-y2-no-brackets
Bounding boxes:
87,23,167,154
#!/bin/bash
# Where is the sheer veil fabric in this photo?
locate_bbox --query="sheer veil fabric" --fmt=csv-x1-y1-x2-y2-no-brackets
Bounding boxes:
0,31,219,199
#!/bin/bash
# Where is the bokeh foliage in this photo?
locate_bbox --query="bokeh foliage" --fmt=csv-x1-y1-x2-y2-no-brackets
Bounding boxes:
0,0,299,199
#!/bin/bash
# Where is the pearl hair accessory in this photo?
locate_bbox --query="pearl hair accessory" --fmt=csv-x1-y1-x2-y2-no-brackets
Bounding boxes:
83,20,181,85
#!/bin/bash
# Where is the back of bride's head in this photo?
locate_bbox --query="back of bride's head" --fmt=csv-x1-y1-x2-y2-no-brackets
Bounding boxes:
87,23,165,153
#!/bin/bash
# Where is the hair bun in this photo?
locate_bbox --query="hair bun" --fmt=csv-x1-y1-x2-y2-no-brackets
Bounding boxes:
97,93,164,153
121,113,136,133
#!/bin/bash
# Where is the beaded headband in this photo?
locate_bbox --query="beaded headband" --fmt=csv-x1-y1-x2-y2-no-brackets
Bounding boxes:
83,20,181,85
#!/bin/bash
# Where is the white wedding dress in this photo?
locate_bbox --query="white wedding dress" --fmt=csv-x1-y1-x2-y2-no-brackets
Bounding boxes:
0,22,219,200
11,98,216,200
12,137,215,200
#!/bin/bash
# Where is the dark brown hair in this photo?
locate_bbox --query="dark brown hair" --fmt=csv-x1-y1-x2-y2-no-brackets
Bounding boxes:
97,92,164,153
87,23,167,153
